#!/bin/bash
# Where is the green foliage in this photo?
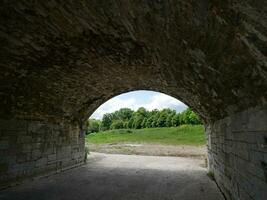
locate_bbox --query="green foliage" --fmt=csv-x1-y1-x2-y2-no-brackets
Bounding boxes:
152,111,160,127
90,107,202,131
136,107,148,117
133,115,144,129
86,125,205,146
113,108,134,121
157,109,172,127
110,120,124,129
172,113,181,127
128,117,134,129
145,117,153,128
101,113,113,130
166,114,174,127
141,118,147,128
86,119,101,134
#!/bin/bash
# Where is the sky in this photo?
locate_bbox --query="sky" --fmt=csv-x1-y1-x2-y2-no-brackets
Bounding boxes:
90,90,188,120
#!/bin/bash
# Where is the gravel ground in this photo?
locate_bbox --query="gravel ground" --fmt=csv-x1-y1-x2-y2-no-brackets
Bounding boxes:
0,152,224,200
88,143,207,158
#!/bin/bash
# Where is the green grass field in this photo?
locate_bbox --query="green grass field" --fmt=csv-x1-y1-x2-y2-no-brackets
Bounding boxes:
86,125,205,146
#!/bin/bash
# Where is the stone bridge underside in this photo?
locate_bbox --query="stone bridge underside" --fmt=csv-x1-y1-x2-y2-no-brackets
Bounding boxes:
0,1,267,199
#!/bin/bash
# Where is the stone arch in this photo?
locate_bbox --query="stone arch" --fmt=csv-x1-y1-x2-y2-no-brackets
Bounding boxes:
0,0,266,124
0,1,267,199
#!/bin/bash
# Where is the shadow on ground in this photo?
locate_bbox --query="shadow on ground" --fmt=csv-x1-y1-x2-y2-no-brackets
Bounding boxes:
0,153,224,200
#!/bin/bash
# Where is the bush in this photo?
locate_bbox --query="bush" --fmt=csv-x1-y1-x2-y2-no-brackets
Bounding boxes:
86,119,101,134
110,120,124,129
89,107,202,131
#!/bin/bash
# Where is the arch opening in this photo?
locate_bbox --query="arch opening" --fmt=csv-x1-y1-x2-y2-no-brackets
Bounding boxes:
85,90,206,158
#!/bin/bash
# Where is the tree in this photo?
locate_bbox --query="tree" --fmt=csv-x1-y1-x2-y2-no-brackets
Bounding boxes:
151,111,160,127
86,119,101,134
123,121,129,129
133,115,144,129
136,107,148,117
141,118,147,128
172,113,181,127
96,106,202,131
188,110,201,124
128,117,135,129
179,108,202,125
157,112,168,127
114,108,134,121
145,117,153,128
110,120,124,129
101,113,113,130
166,114,174,127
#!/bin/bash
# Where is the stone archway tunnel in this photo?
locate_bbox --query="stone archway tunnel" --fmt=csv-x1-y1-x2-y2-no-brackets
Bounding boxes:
0,1,267,199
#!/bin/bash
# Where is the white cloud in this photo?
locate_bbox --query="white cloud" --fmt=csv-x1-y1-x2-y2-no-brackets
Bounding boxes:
139,93,185,111
90,92,187,119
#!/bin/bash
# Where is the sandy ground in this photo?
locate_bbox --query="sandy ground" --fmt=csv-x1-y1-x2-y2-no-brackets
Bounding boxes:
88,143,207,158
0,153,224,200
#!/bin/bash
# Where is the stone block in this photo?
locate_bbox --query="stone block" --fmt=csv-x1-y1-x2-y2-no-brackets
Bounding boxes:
32,136,43,143
247,163,265,181
9,162,34,173
0,140,9,150
239,188,253,200
2,130,27,137
22,144,32,153
17,136,32,144
31,149,42,160
47,154,56,162
247,109,267,132
28,122,46,134
0,163,8,172
264,154,267,163
35,157,47,167
16,153,29,163
249,150,264,166
0,154,16,165
0,119,27,131
230,111,248,132
44,147,55,155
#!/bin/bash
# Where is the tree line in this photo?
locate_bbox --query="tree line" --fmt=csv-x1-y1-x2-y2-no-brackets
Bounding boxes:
86,107,202,134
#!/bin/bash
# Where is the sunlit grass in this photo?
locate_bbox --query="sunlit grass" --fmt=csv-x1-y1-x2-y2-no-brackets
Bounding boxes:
86,125,205,146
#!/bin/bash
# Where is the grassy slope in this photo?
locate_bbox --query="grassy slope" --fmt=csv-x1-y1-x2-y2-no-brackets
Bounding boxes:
86,125,205,146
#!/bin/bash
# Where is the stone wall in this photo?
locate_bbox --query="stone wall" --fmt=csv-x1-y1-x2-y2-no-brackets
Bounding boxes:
0,119,85,189
207,106,267,200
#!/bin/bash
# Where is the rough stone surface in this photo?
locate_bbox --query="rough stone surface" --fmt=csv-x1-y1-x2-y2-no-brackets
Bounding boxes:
207,105,267,200
0,0,266,123
0,1,267,200
0,119,85,189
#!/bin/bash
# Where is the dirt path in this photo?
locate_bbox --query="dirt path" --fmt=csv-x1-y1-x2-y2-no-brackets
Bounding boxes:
88,143,207,158
0,153,224,200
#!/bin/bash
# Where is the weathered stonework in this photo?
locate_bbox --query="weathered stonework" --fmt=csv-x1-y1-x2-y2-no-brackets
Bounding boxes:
207,106,267,200
0,119,85,189
0,1,266,123
0,1,266,199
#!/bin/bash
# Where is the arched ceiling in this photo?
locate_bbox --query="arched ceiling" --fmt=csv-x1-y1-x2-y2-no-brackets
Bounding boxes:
0,0,266,123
